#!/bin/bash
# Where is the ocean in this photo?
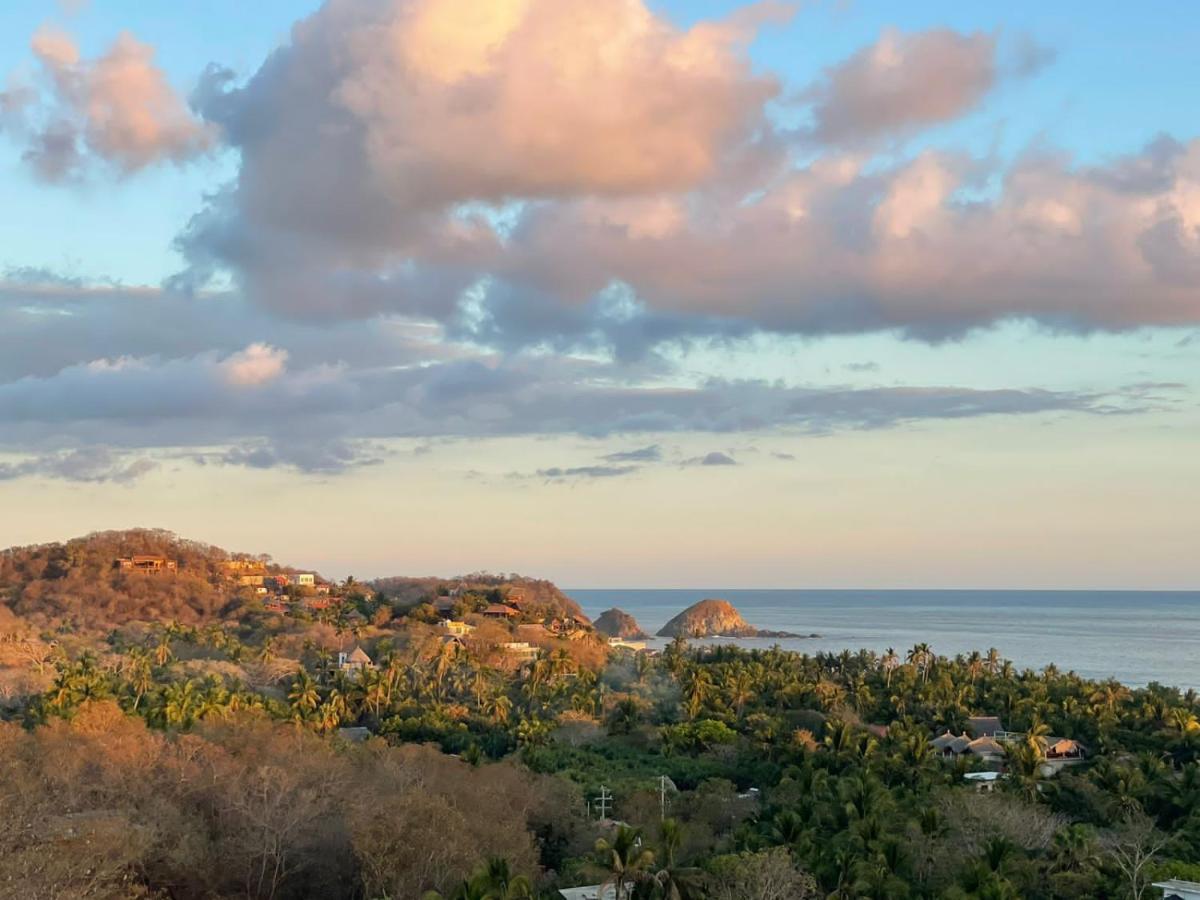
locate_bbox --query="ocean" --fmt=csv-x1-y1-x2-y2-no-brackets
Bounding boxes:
569,589,1200,689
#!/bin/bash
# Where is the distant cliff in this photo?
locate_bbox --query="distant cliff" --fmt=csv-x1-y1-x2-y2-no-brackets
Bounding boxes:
656,598,800,638
593,607,648,640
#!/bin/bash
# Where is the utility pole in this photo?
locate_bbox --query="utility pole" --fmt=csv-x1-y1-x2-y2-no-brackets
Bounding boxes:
595,784,612,820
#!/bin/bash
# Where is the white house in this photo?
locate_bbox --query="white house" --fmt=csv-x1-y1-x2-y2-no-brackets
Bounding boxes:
296,573,316,587
1155,880,1200,900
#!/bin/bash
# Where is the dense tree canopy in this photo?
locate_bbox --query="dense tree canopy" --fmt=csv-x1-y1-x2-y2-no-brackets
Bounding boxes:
2,532,1198,897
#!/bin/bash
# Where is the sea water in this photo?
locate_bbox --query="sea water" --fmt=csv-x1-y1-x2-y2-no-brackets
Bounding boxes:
569,589,1200,688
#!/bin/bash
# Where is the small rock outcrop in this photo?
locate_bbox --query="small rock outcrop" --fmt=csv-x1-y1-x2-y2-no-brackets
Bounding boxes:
593,607,649,640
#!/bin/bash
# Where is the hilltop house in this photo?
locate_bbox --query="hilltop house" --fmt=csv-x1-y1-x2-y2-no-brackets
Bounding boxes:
338,646,374,672
483,604,519,619
115,555,178,574
296,573,316,587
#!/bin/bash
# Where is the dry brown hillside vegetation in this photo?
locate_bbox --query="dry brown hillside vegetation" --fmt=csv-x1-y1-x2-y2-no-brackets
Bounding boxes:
0,702,582,899
0,530,284,628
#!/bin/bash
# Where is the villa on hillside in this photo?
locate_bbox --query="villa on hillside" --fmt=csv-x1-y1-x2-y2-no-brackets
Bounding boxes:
501,641,539,663
441,619,475,637
115,555,178,574
483,604,519,619
338,646,374,672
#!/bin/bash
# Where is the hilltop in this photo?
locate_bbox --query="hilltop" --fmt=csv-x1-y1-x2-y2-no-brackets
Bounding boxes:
0,529,291,627
372,572,590,625
0,530,592,637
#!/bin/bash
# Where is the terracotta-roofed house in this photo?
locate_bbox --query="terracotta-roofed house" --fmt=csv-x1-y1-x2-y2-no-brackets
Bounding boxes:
483,604,519,619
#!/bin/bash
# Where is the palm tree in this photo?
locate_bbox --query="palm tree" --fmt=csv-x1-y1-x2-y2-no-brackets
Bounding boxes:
485,693,512,726
658,818,683,868
124,648,154,711
163,679,198,728
907,643,932,683
288,669,320,720
682,669,712,719
153,631,174,667
881,648,899,687
595,825,655,899
984,647,1002,676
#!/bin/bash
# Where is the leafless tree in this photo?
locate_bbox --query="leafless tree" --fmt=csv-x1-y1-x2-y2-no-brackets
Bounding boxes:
1100,811,1169,900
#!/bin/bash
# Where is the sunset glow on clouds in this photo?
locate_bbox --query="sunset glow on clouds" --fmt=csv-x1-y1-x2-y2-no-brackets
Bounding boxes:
0,0,1197,586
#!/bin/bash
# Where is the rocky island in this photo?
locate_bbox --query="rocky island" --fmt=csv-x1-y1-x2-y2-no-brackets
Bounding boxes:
593,607,649,640
655,598,803,639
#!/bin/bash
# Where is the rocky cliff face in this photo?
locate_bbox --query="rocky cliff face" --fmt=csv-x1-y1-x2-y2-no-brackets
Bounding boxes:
593,607,649,640
656,598,760,638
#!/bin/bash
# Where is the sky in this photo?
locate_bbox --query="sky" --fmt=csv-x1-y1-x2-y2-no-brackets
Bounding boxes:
0,0,1197,588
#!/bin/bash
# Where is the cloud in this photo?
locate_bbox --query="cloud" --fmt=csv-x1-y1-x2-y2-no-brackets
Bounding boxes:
220,343,288,387
602,444,662,462
0,446,156,483
146,3,1196,350
800,28,1033,146
210,438,385,475
686,451,737,466
7,28,214,180
478,138,1200,347
533,464,639,480
175,0,785,318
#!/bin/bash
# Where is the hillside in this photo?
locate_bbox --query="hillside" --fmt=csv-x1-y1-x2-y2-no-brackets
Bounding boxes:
0,529,299,627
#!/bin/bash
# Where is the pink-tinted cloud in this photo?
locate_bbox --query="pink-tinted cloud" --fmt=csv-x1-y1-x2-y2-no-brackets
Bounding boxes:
168,5,1197,347
802,28,1006,145
14,27,215,180
178,0,786,315
220,343,288,387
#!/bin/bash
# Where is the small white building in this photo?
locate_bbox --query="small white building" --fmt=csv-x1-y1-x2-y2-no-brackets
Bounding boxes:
1156,880,1200,900
296,573,316,587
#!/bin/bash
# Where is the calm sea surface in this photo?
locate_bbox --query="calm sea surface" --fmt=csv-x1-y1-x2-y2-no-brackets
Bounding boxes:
568,590,1200,689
